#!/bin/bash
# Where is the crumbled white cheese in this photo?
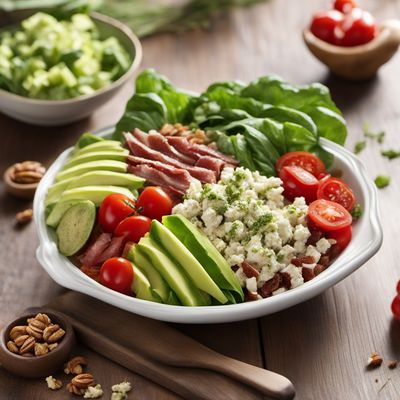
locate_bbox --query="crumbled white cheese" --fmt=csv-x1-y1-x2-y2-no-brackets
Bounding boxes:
84,384,103,399
305,245,321,263
272,287,287,296
282,263,304,288
316,238,332,254
246,277,258,293
111,381,132,400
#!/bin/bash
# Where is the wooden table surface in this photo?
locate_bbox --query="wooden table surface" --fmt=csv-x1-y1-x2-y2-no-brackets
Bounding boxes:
1,0,400,398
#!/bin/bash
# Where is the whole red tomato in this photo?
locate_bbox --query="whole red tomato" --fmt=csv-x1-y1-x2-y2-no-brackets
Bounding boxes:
114,215,152,243
99,257,134,295
334,0,357,13
340,8,377,46
310,10,344,45
98,194,135,233
136,187,173,221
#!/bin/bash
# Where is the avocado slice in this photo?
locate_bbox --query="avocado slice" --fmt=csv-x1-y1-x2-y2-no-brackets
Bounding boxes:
73,140,123,156
56,201,96,256
132,266,163,303
55,160,128,182
45,171,144,206
150,220,228,304
75,132,104,149
46,185,135,228
136,236,211,306
162,215,244,303
62,150,129,170
127,244,171,303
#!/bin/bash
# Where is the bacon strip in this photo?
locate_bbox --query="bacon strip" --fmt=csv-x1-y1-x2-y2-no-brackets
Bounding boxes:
78,233,112,267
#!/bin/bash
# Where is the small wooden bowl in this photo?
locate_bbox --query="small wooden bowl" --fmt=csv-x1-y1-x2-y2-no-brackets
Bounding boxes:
303,19,400,80
0,311,75,378
3,165,39,199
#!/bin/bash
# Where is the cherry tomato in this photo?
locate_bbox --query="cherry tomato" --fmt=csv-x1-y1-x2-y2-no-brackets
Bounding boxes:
136,187,173,221
340,8,377,46
334,0,357,13
98,194,135,232
397,280,400,295
317,177,356,211
279,166,319,203
276,151,326,178
391,295,400,321
310,10,344,45
327,225,352,251
308,199,352,232
114,215,152,243
99,257,134,294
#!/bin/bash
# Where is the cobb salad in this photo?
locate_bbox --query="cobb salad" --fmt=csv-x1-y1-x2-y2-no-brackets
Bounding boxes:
44,70,359,306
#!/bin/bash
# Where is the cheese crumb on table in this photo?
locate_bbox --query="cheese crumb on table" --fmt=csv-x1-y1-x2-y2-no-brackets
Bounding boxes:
84,384,103,399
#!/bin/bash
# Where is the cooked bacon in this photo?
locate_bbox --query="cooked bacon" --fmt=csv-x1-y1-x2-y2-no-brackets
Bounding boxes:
167,136,238,166
301,267,315,282
258,274,281,298
80,265,100,282
132,128,150,146
314,264,326,276
279,272,292,289
291,255,315,267
241,261,260,279
78,232,112,266
244,290,259,302
97,236,126,264
128,163,191,195
195,156,225,179
145,130,197,165
125,133,216,183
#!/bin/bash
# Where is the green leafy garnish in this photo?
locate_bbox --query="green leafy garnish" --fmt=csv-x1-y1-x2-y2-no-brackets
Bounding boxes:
363,123,385,143
375,175,390,189
354,140,366,154
115,69,347,175
351,203,363,220
381,149,400,160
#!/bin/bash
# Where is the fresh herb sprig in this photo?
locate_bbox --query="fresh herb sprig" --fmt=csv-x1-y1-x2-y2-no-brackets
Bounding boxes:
375,175,390,189
363,122,385,143
354,140,366,154
381,149,400,160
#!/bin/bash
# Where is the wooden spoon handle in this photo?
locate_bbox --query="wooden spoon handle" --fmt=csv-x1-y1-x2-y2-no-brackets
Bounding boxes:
201,355,295,400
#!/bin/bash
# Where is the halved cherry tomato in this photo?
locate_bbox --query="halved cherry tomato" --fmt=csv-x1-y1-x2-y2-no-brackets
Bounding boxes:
334,0,357,13
98,194,135,232
279,166,319,203
114,215,152,243
276,151,326,178
136,187,173,221
308,199,352,231
328,225,352,251
310,10,344,45
340,8,377,47
391,295,400,321
99,257,134,295
317,177,355,211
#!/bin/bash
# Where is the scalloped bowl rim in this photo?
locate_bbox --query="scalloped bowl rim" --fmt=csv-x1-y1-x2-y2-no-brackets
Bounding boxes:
33,126,383,323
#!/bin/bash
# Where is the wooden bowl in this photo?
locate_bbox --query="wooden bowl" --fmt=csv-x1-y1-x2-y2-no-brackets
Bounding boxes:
0,311,75,378
303,19,400,80
3,165,39,199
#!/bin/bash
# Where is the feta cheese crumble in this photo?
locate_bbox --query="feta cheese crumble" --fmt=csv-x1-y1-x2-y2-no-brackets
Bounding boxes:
173,166,334,299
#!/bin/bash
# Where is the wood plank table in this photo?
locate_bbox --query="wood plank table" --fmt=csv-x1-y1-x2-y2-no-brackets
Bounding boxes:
1,0,400,398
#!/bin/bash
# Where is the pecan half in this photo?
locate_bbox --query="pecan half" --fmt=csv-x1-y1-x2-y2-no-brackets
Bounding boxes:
71,373,94,389
48,343,58,352
34,313,52,326
16,209,33,224
19,336,35,354
14,334,30,347
9,325,27,340
11,161,45,184
64,356,88,375
388,360,398,369
67,382,85,396
26,324,43,340
367,352,383,368
28,317,47,331
43,324,65,343
6,341,19,354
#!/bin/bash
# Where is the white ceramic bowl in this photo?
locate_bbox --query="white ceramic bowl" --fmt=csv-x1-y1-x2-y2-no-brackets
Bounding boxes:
33,126,383,323
0,13,142,126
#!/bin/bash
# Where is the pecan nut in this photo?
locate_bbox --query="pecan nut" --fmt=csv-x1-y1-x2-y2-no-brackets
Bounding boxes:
6,341,19,354
34,313,52,326
367,352,383,368
64,356,88,375
16,209,33,224
11,161,46,183
67,382,85,396
71,373,94,389
14,334,30,347
28,317,47,331
34,342,49,356
48,343,58,352
19,336,35,354
43,324,64,342
26,324,43,340
9,325,27,340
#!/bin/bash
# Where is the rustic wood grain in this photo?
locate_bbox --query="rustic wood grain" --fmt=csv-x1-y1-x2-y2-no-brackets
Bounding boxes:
1,0,400,398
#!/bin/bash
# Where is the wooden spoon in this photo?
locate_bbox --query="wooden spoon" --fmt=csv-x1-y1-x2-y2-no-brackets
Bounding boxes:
303,19,400,80
45,308,295,400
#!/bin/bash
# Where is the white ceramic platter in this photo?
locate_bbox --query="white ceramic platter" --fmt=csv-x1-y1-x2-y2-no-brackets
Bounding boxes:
34,126,383,323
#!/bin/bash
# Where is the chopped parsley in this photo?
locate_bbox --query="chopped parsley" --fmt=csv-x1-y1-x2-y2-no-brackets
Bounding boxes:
354,140,366,154
350,203,363,220
381,149,400,160
251,213,273,233
363,122,385,143
375,175,390,189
